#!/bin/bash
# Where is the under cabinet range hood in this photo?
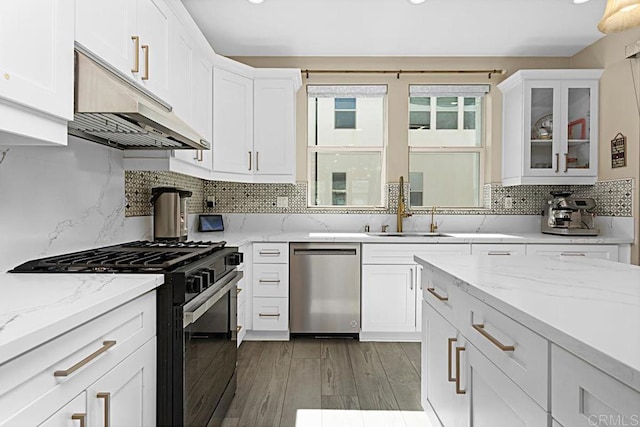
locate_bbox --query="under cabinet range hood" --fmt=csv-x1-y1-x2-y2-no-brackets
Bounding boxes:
69,51,210,150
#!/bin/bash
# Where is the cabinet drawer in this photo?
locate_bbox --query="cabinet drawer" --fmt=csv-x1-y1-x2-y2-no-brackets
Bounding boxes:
462,294,549,410
253,243,288,263
526,244,618,261
237,278,247,306
253,264,289,298
471,244,526,256
422,266,464,327
252,297,288,331
363,243,470,264
0,292,155,424
552,345,640,427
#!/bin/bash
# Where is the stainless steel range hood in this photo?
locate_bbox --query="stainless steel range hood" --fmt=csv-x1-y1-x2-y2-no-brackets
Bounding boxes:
69,50,210,150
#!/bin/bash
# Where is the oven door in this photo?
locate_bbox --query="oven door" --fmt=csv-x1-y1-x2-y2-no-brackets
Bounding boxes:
182,270,242,427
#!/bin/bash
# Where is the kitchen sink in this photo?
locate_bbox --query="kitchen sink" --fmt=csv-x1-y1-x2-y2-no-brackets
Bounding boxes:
366,232,451,237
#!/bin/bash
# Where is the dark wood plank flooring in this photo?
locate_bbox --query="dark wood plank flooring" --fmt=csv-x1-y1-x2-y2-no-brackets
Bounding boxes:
222,338,424,427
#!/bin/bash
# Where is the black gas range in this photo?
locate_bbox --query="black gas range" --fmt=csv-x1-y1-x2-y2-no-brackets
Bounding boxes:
11,240,244,427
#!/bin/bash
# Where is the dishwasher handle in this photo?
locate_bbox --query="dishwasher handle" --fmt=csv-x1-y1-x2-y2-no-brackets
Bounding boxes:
293,248,358,256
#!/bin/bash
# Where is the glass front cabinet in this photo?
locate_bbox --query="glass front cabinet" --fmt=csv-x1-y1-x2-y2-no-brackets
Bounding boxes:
498,70,602,186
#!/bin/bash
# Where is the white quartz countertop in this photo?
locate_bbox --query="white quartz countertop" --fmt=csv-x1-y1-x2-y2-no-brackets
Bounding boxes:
0,273,164,365
414,255,640,392
189,231,633,247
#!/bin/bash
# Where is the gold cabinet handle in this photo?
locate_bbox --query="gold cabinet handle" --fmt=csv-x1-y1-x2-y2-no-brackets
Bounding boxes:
455,347,466,394
236,325,243,332
193,150,203,161
560,252,586,257
97,392,111,427
409,267,414,291
472,324,515,351
54,340,116,377
259,313,281,317
256,152,259,171
141,45,149,80
131,35,139,72
487,252,512,256
564,153,569,172
447,338,457,382
259,279,281,283
555,153,559,173
259,250,280,256
426,287,448,302
71,413,86,427
248,151,252,170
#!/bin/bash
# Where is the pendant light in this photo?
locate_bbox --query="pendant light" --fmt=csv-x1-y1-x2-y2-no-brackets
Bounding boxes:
598,0,640,33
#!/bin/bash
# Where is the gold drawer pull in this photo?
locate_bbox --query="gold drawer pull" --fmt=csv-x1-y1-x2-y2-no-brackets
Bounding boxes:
71,413,86,427
237,325,243,332
259,250,281,256
97,392,111,427
472,324,515,351
427,287,448,302
131,35,139,72
259,313,281,317
259,279,281,283
141,44,149,80
487,252,512,256
455,347,466,394
447,338,457,382
560,252,586,257
54,340,116,377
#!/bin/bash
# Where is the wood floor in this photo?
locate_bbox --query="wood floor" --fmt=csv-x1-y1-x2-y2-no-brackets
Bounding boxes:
222,338,428,427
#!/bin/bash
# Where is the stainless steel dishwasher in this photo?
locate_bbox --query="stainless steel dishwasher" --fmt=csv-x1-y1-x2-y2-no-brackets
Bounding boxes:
289,242,361,335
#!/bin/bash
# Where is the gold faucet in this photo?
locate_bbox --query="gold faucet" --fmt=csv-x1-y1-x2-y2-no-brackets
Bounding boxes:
430,206,439,233
397,176,412,232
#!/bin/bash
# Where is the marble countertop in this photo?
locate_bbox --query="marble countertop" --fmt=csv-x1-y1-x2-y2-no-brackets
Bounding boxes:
414,255,640,392
189,231,633,247
0,273,164,365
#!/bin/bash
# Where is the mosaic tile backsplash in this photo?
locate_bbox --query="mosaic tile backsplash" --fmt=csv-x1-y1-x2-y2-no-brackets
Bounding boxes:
125,172,633,218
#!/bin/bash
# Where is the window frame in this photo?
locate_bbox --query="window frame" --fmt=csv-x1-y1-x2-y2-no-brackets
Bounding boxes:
306,87,388,209
408,93,486,209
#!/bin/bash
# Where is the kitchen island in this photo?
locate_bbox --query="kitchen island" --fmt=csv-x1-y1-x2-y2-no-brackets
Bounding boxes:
415,254,640,427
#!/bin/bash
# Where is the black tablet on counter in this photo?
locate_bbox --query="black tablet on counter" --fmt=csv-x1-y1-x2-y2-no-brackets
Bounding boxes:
197,214,224,232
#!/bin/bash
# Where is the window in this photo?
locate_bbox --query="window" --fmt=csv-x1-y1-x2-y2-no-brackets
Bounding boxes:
334,98,356,129
308,85,387,208
408,85,488,208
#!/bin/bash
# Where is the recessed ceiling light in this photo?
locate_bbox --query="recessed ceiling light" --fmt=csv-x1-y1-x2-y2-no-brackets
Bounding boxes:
573,0,590,4
247,0,264,4
409,0,427,4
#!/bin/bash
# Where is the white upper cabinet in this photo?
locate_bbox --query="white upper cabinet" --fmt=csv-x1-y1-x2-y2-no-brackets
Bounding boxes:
211,66,301,183
212,67,254,179
0,0,74,146
76,0,172,102
498,69,602,186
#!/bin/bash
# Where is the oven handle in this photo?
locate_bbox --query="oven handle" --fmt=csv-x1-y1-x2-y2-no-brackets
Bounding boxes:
183,270,243,328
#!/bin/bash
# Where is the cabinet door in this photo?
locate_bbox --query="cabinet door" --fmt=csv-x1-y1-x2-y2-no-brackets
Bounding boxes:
87,338,156,427
168,22,194,127
524,81,561,178
465,342,548,427
75,0,137,81
213,68,254,176
561,81,598,177
38,393,87,427
253,78,295,180
423,302,466,427
0,0,73,120
362,265,416,333
136,0,171,102
415,264,423,333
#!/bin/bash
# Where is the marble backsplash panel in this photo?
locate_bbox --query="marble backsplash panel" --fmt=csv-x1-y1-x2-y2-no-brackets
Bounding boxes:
0,137,146,272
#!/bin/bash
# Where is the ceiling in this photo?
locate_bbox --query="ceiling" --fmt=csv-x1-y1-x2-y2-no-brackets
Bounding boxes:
182,0,608,57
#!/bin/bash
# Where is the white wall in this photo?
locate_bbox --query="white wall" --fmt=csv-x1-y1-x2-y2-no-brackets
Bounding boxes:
0,136,146,272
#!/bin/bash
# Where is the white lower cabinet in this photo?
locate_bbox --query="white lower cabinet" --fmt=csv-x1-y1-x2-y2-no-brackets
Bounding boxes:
551,344,640,427
0,292,156,427
526,244,618,260
362,265,416,333
249,243,289,337
252,297,289,331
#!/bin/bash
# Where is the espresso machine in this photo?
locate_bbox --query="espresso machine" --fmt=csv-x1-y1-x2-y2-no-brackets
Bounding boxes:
541,191,599,236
